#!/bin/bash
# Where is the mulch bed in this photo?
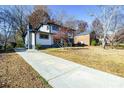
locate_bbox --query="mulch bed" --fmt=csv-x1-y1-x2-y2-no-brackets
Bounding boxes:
0,53,51,88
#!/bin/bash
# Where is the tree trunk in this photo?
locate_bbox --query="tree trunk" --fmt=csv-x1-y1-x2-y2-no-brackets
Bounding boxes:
102,38,106,49
102,31,107,49
14,34,16,43
4,41,7,52
111,40,114,49
102,41,106,49
21,34,25,45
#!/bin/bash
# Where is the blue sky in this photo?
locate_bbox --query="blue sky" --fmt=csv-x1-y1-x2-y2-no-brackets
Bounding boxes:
48,5,101,24
0,5,101,25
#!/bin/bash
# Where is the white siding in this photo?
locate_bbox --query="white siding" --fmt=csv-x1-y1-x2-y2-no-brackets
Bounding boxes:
39,25,50,33
36,33,53,45
32,33,35,49
38,24,59,34
25,32,32,48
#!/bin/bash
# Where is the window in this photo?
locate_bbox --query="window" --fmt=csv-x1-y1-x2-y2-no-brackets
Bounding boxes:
52,25,59,31
39,33,49,39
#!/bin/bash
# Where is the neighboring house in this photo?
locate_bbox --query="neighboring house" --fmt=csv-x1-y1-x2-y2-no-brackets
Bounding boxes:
25,21,75,49
74,31,96,46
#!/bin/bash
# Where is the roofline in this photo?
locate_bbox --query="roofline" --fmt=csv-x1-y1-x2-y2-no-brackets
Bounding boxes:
47,22,76,31
34,21,76,31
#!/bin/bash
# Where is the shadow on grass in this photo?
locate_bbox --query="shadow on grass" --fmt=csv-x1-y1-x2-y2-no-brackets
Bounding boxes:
0,49,15,54
14,48,26,52
64,47,89,50
38,47,89,52
0,48,26,54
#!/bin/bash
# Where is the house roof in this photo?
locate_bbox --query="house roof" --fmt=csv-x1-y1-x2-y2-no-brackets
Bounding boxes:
34,20,76,31
48,20,76,31
76,31,92,36
47,20,62,27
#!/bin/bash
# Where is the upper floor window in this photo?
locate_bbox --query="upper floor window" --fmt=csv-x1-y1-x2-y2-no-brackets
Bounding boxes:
52,25,59,31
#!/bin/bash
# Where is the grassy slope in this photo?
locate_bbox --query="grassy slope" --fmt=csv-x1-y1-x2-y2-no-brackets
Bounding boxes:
43,47,124,78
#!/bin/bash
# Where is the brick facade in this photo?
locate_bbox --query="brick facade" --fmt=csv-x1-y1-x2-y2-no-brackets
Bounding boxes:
74,34,90,45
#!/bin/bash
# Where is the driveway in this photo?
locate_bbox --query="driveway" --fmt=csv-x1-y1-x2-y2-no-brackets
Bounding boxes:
15,48,124,88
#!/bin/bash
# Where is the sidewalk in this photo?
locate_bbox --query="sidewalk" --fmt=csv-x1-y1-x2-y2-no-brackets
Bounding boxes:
15,48,124,88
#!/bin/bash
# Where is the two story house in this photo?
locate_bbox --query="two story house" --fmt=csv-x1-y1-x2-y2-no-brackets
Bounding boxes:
25,21,75,49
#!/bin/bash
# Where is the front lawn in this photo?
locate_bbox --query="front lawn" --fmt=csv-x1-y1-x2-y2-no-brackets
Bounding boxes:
0,52,51,88
43,47,124,78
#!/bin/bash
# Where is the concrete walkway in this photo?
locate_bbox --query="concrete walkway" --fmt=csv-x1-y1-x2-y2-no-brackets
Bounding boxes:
15,48,124,88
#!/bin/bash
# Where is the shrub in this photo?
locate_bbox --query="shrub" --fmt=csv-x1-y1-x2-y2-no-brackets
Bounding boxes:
0,45,2,49
77,42,85,47
91,39,97,46
115,44,124,49
16,40,24,48
36,44,42,50
77,42,81,46
64,41,68,47
6,44,13,50
119,45,124,48
10,42,17,48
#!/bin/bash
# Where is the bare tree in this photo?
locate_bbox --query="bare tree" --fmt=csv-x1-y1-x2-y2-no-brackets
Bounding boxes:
92,18,103,39
10,5,30,44
0,8,14,51
77,20,88,33
28,5,50,29
64,19,88,35
64,17,77,30
52,10,77,30
53,10,70,25
113,28,124,44
92,6,124,48
0,6,30,50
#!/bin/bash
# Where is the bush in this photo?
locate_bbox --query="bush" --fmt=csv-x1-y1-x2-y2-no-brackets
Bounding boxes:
16,40,24,48
0,45,2,49
64,41,68,47
10,42,17,48
77,42,85,47
119,45,124,48
6,44,13,50
36,44,42,50
77,42,81,46
91,39,97,46
115,44,124,49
